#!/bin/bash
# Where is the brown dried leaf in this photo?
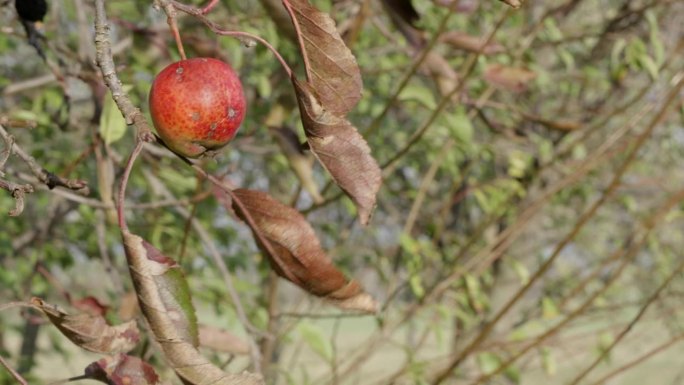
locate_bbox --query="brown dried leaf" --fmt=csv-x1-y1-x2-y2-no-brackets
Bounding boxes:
440,31,504,55
122,231,263,385
199,324,250,355
484,64,536,92
72,296,110,316
521,112,581,132
84,354,160,385
287,0,363,115
230,188,378,313
292,78,381,225
498,0,522,8
422,52,459,97
31,297,139,355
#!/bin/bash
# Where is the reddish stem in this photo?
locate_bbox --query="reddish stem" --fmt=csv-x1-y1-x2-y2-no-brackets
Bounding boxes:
117,141,144,231
171,0,294,78
200,0,219,14
282,0,312,82
162,2,187,60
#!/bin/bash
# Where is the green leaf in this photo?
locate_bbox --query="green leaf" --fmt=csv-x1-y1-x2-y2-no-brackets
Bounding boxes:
409,274,425,298
540,347,557,376
100,86,132,145
449,110,474,144
510,259,529,285
504,365,521,384
611,39,627,71
541,296,559,320
299,322,332,362
638,55,659,80
477,352,501,375
399,84,437,110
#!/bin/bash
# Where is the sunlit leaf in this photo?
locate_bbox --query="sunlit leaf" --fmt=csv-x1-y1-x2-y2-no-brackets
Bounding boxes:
100,86,131,145
122,231,263,384
299,322,333,362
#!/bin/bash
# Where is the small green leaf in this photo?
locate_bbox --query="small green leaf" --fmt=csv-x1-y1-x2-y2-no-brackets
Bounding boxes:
409,275,425,298
100,86,132,145
399,84,437,110
477,352,501,375
541,297,559,319
299,322,332,362
510,259,529,285
449,110,474,144
504,365,521,384
540,347,557,376
638,55,659,80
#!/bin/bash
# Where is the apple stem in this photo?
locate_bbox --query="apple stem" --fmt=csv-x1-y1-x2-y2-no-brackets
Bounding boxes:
117,140,144,231
200,0,219,15
159,0,188,60
170,0,294,78
282,0,313,82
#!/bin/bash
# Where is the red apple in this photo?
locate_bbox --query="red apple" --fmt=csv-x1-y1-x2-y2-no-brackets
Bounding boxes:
149,57,246,158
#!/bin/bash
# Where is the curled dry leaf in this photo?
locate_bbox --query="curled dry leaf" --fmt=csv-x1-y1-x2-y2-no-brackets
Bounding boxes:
484,64,536,92
84,354,160,385
122,231,263,385
521,112,581,132
31,297,139,355
422,51,460,97
292,78,381,225
286,0,363,115
440,31,504,55
229,188,378,313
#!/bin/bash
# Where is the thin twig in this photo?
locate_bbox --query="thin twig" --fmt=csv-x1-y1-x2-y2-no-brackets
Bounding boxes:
157,0,188,60
568,225,684,384
588,333,684,385
469,187,684,384
93,0,154,140
0,301,33,312
0,355,28,385
430,70,684,384
0,178,34,216
0,124,88,193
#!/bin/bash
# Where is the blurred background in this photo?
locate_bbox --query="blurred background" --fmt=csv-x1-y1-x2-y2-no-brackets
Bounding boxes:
1,0,684,384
